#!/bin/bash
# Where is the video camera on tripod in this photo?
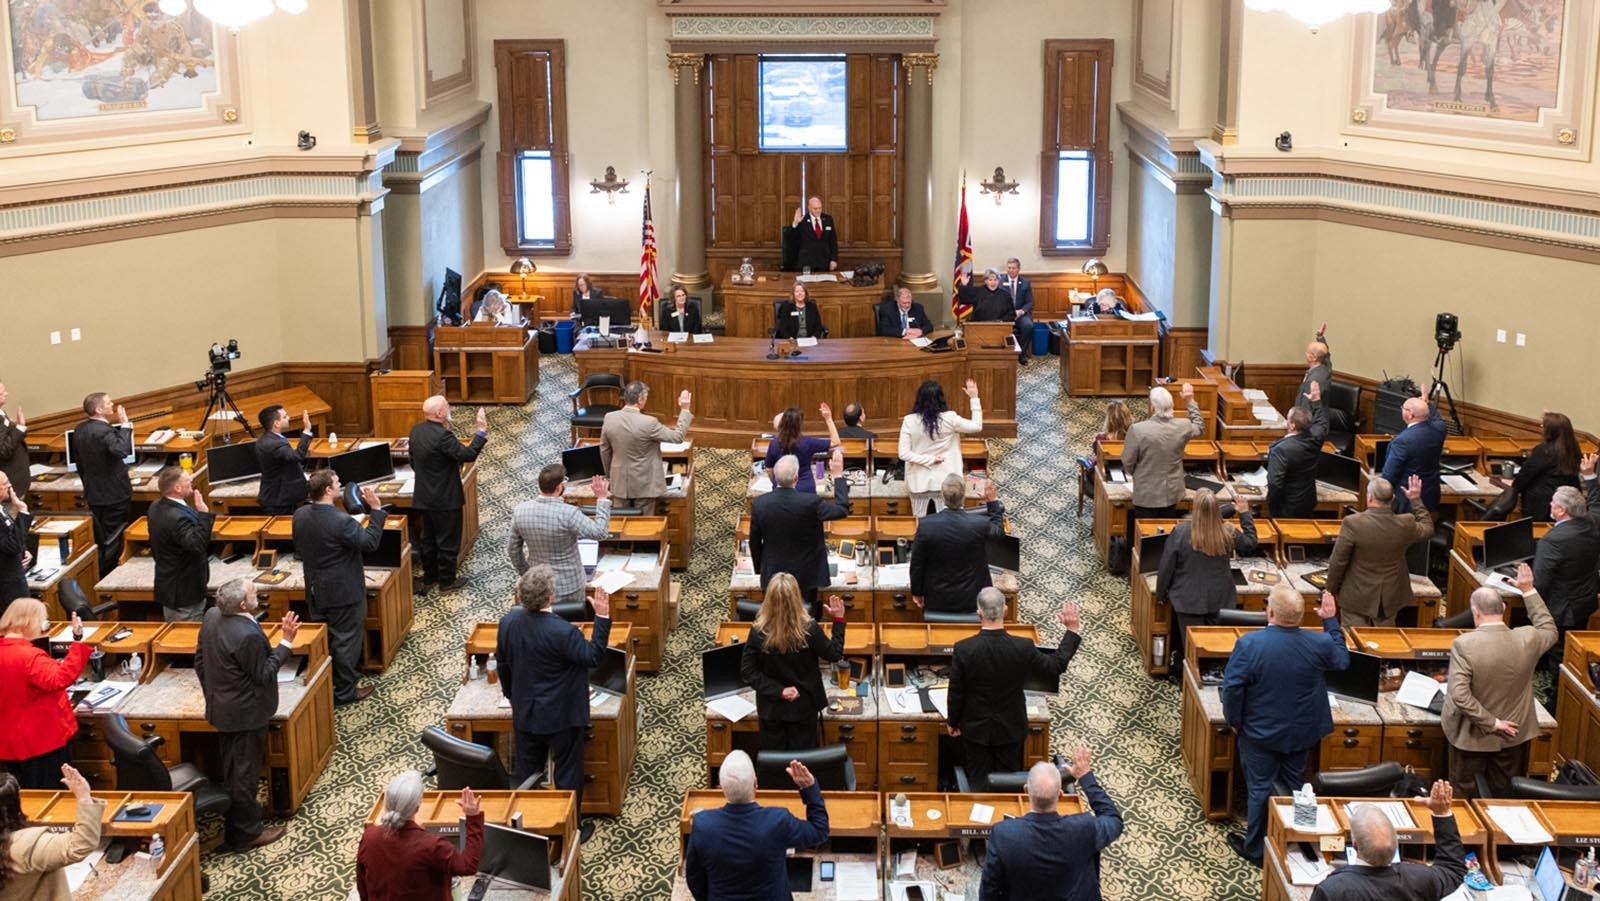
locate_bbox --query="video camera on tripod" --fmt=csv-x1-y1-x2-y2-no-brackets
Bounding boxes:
194,339,252,438
1429,313,1464,434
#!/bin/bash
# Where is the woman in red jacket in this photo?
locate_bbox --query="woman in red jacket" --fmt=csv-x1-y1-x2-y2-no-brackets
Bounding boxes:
0,599,89,789
357,772,484,900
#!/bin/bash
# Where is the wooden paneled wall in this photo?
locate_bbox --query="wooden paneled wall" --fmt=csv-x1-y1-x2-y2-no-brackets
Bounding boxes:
704,53,903,286
1162,327,1210,381
466,270,638,321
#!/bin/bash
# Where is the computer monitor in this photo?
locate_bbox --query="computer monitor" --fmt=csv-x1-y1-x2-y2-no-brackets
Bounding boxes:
589,646,628,695
1023,650,1063,693
63,428,136,473
329,443,394,486
1316,452,1362,493
1482,517,1536,571
1325,650,1380,704
701,644,747,700
473,822,550,891
963,510,1021,572
437,268,463,325
362,527,404,569
578,296,635,331
205,441,262,485
1372,439,1391,473
562,445,605,481
1138,531,1170,576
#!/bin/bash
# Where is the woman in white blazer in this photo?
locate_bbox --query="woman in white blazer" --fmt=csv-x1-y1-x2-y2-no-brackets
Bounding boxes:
897,378,982,517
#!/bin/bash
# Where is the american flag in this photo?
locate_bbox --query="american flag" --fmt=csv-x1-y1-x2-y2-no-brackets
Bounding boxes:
952,175,973,321
638,178,659,321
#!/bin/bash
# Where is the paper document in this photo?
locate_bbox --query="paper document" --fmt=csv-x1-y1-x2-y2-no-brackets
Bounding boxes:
32,545,62,572
1484,805,1554,844
398,479,415,496
1274,801,1339,833
578,540,599,568
909,337,932,348
661,441,692,453
796,337,819,348
357,440,386,450
496,696,512,709
1395,670,1446,710
590,570,635,595
1343,800,1414,830
1115,309,1161,321
595,555,628,573
968,802,995,824
28,463,52,477
692,333,715,343
54,625,97,641
1286,852,1333,886
751,476,773,492
705,694,756,722
276,657,301,683
883,686,919,714
625,552,657,573
925,687,949,718
1235,467,1270,488
79,680,137,711
796,274,837,284
894,850,917,877
666,332,689,343
64,845,107,893
834,862,879,901
1443,474,1478,492
1242,388,1270,401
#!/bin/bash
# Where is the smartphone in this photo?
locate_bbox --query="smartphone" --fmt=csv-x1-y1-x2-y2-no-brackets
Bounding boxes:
906,887,925,901
819,861,835,882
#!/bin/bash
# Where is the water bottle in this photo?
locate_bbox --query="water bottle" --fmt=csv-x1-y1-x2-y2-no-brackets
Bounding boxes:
485,654,499,686
468,657,480,681
148,832,164,860
128,652,143,679
327,432,338,449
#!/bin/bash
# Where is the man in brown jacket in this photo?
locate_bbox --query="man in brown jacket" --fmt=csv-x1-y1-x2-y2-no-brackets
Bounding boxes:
1441,562,1558,799
599,381,692,515
1324,475,1433,627
1122,382,1204,519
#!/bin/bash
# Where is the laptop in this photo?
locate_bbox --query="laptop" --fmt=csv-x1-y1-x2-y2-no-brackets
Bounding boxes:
1315,452,1362,494
701,644,748,701
1533,846,1594,901
1324,651,1380,705
1138,531,1170,577
1372,439,1391,473
1481,517,1535,578
471,823,551,891
561,445,605,482
589,646,629,697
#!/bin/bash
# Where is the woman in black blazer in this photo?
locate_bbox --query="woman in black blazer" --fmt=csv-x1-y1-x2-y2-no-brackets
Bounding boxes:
1491,412,1580,522
569,273,604,317
739,573,846,751
775,282,827,339
1155,489,1257,675
657,284,703,334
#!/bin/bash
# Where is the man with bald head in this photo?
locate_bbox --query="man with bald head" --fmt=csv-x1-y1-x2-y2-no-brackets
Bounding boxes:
875,286,933,339
1442,562,1556,799
1311,780,1464,901
683,750,828,900
785,195,837,272
407,396,487,593
980,745,1123,901
1296,323,1332,443
1222,585,1349,866
1325,475,1433,627
1531,453,1600,671
1381,395,1447,513
749,452,851,618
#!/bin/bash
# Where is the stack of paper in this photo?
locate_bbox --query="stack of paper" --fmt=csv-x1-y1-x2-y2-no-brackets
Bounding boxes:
834,863,879,901
1484,805,1554,844
1287,853,1332,886
1343,800,1414,830
692,333,715,344
706,695,756,722
1443,474,1478,492
1235,467,1270,488
591,570,635,595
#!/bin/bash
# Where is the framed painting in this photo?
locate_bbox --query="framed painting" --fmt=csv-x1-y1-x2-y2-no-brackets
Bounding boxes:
1,1,244,154
1347,0,1597,158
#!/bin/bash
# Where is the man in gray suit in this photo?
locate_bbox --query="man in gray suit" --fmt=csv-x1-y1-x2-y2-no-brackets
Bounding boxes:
1441,562,1557,799
508,462,612,611
599,381,692,515
1325,475,1433,627
1122,382,1203,519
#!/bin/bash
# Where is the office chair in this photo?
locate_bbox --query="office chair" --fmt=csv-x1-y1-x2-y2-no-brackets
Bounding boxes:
1215,608,1268,627
733,594,762,622
420,726,544,791
568,373,624,445
58,579,118,620
756,744,856,792
1505,777,1600,801
1433,609,1474,629
1310,761,1405,797
922,610,980,624
954,768,1032,793
551,599,593,623
1324,381,1364,457
103,714,231,827
1076,456,1095,516
771,300,785,338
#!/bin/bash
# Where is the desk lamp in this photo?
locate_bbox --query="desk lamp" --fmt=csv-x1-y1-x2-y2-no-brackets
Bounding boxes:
510,257,536,300
1080,258,1108,295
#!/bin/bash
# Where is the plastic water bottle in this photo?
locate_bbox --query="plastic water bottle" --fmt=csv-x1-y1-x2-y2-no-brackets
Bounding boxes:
485,654,499,685
128,653,143,679
468,657,480,681
148,832,164,860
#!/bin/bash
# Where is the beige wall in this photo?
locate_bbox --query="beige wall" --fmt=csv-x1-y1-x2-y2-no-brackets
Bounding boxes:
1127,159,1176,316
421,159,487,320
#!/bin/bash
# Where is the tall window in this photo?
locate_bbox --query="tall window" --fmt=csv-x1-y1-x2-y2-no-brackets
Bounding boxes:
493,40,571,254
1039,40,1113,256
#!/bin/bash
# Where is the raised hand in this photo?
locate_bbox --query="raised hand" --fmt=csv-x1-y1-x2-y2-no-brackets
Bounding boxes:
1304,380,1322,403
1066,743,1093,779
1180,382,1195,401
678,390,692,410
824,595,846,620
1317,590,1338,620
1425,779,1452,817
14,406,22,428
958,270,971,286
591,475,609,501
1059,600,1081,633
281,611,301,643
963,378,979,399
793,205,805,226
787,760,815,789
819,402,833,422
60,764,92,801
301,410,313,433
192,489,208,514
1405,474,1423,502
1316,322,1327,340
828,448,844,478
359,485,382,511
475,407,488,432
590,587,611,617
982,479,999,503
460,786,481,817
70,611,84,641
115,405,129,424
1582,452,1597,478
1515,562,1534,593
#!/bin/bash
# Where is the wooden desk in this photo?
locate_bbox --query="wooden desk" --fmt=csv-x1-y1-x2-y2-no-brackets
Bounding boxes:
1063,315,1159,396
432,325,539,404
1262,795,1488,901
1091,439,1220,564
362,790,581,901
564,442,695,570
1555,632,1600,776
887,792,1088,896
24,387,332,455
1475,798,1600,885
444,624,637,817
20,789,202,901
92,516,270,620
721,274,884,339
369,369,441,438
586,517,671,672
1444,521,1555,617
27,514,101,620
575,335,1016,447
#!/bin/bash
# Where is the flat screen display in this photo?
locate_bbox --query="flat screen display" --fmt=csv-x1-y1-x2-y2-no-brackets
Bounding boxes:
474,823,549,890
361,527,403,569
1324,650,1380,704
1316,452,1362,493
206,441,262,485
701,644,747,700
1482,517,1535,570
758,56,847,151
1139,531,1170,576
590,646,628,696
329,443,394,486
562,445,605,481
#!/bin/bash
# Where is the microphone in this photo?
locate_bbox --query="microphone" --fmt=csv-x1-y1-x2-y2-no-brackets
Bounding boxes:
766,327,780,361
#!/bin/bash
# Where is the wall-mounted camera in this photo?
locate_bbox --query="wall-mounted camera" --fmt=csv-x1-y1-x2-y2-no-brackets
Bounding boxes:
1274,131,1293,152
297,130,317,151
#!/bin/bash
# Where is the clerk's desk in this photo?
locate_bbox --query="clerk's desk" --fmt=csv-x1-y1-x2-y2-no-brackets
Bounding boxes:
1444,520,1555,618
205,436,483,572
64,620,335,813
562,441,696,570
88,514,415,673
705,624,1052,792
18,789,202,901
444,622,636,817
1179,626,1557,821
729,515,1020,624
26,514,101,620
1261,793,1490,901
1555,632,1600,776
352,790,581,901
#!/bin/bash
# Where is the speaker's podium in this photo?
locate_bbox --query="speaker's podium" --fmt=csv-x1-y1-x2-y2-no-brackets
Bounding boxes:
959,321,1018,432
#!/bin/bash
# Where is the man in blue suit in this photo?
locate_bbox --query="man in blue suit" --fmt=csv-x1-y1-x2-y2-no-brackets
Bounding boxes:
684,750,829,900
1381,396,1447,513
496,564,611,843
1223,584,1350,865
1002,258,1035,364
980,745,1123,901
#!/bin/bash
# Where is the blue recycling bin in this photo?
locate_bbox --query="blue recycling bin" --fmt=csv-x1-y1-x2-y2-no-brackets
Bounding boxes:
554,320,575,354
1032,322,1050,357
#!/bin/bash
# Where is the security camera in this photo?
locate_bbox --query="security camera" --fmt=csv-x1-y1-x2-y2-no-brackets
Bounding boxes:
296,130,317,151
1274,131,1293,152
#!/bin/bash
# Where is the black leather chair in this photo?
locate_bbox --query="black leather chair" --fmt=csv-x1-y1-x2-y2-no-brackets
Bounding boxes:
58,579,117,620
420,726,543,791
733,594,762,622
568,373,624,445
1311,761,1405,796
1506,777,1600,801
1216,608,1268,627
658,297,702,330
1076,456,1095,516
551,599,593,623
756,744,856,792
1433,608,1474,629
104,714,231,825
1325,381,1363,456
922,610,980,624
954,768,1031,793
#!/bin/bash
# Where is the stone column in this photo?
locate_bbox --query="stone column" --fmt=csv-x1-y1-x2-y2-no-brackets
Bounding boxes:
669,52,712,292
898,52,939,293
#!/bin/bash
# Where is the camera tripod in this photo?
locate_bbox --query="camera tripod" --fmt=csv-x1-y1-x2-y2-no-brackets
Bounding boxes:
1428,345,1465,435
196,371,254,439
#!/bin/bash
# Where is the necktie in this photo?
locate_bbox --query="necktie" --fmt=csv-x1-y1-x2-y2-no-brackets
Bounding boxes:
901,311,909,333
813,217,821,238
1009,279,1017,300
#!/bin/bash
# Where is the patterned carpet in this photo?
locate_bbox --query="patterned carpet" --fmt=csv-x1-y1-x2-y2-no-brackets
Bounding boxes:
200,352,1258,900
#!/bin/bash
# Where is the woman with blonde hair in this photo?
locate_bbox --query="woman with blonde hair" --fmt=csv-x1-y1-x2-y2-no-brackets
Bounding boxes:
356,775,483,901
1091,400,1132,464
0,599,88,789
1155,490,1258,675
739,573,847,751
0,764,102,901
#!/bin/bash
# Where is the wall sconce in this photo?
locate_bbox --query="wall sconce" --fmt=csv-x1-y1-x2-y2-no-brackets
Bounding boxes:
978,166,1020,204
589,166,630,203
510,257,536,299
1080,258,1108,294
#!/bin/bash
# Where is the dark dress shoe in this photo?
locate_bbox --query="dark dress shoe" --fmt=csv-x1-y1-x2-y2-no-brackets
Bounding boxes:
1226,831,1261,867
579,819,596,843
337,684,376,706
413,579,436,595
235,825,287,851
441,576,470,593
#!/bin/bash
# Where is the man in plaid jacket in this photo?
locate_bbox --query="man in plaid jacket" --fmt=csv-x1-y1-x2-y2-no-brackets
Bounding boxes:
508,463,613,610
